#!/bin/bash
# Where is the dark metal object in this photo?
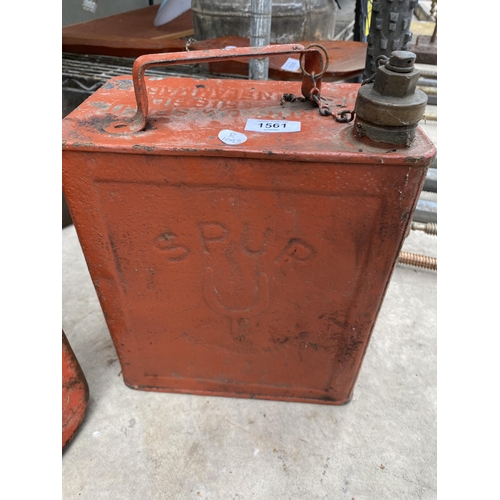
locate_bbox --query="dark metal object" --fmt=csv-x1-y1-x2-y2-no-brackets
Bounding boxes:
354,0,369,43
413,198,437,224
427,96,436,106
423,167,436,192
418,77,436,88
354,50,428,145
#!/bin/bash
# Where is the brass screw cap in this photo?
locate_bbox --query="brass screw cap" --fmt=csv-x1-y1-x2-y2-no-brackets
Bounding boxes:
354,50,428,146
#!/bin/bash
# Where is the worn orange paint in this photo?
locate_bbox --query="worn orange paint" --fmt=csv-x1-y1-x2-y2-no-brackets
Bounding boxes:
62,331,89,449
62,47,436,405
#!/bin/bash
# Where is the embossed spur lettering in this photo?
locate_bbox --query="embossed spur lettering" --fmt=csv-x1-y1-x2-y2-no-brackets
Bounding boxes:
198,222,229,254
240,223,272,256
154,230,190,262
274,238,316,263
155,223,315,264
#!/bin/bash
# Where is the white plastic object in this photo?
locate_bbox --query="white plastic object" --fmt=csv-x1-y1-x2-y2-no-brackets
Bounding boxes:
154,0,192,27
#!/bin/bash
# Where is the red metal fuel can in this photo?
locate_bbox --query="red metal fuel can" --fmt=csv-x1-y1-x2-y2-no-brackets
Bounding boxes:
62,45,436,405
62,331,89,449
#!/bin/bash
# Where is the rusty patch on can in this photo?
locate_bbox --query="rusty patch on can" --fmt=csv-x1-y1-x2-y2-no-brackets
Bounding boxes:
404,156,426,163
132,145,156,151
89,101,112,110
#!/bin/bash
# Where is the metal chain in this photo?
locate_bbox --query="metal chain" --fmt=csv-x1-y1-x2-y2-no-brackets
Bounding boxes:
361,54,389,85
309,72,355,122
185,37,196,51
281,93,305,104
311,72,355,122
280,45,356,123
281,72,355,123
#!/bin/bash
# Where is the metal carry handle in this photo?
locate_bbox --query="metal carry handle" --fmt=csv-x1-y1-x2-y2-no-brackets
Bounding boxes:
106,44,329,133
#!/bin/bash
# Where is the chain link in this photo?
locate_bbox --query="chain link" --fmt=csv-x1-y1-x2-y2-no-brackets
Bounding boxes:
280,44,356,123
185,37,196,51
281,72,356,123
361,55,389,86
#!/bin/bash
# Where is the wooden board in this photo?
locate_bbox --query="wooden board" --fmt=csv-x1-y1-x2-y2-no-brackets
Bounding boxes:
62,5,193,57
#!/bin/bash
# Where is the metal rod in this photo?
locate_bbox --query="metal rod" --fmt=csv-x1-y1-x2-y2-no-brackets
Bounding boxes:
411,222,437,235
418,78,437,87
249,0,272,80
418,85,437,96
415,67,437,79
334,20,355,41
398,252,437,271
416,199,437,213
421,113,437,121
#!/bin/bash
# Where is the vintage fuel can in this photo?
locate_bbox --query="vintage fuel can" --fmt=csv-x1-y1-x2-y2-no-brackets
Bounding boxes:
62,331,89,449
62,45,436,405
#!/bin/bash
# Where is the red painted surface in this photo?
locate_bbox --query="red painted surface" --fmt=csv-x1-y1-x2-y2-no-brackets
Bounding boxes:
62,47,436,405
62,331,89,449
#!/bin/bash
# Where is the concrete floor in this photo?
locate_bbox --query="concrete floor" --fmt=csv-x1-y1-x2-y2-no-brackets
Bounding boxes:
62,4,437,498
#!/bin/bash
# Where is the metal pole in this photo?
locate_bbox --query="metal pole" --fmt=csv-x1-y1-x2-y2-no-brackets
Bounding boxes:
249,0,272,80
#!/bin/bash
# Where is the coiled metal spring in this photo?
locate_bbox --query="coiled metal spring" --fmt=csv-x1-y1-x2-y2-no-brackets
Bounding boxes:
411,222,437,235
398,252,437,271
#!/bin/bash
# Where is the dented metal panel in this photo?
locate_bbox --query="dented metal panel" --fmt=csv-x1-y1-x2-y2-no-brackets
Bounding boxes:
62,46,436,405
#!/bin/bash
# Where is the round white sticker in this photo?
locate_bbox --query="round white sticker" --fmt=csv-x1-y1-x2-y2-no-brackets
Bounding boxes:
218,129,248,146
